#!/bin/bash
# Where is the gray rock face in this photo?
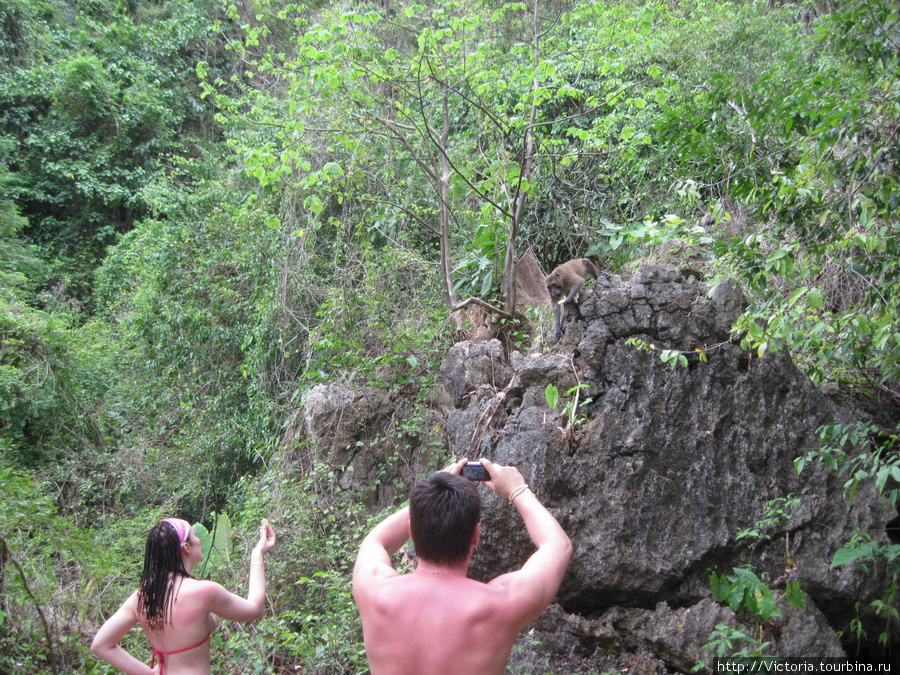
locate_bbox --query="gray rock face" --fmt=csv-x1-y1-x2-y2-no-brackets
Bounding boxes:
304,265,895,670
303,383,447,507
446,266,891,667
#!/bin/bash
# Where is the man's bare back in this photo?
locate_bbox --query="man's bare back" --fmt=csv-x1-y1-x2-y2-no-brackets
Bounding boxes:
353,458,572,675
360,572,519,675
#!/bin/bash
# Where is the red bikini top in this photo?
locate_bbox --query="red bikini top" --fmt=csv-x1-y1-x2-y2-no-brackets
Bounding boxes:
150,632,211,675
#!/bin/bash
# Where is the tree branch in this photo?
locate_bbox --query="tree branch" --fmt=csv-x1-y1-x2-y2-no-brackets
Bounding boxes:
1,536,58,675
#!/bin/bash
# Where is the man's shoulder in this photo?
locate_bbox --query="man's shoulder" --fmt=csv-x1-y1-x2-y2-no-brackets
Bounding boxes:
361,573,502,603
362,575,519,631
398,574,512,611
352,564,404,605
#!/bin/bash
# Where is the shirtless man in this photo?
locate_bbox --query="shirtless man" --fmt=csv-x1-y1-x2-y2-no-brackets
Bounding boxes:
352,457,573,675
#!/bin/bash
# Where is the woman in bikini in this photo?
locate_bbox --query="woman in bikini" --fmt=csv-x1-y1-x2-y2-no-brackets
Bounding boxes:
91,516,276,674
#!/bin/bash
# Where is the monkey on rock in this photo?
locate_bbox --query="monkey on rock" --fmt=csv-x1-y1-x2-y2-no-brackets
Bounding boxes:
544,258,598,337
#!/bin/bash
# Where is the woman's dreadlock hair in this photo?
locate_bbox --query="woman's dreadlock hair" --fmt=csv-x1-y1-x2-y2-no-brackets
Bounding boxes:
137,521,192,629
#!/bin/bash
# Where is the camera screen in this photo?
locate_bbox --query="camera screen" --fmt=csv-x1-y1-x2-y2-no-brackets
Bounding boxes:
462,462,489,481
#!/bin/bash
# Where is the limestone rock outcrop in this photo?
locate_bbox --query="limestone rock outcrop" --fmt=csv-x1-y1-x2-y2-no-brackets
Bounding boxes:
304,265,895,670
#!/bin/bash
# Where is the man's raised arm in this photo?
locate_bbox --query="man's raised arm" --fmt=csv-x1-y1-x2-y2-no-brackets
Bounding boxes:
353,457,470,593
480,458,573,625
353,506,410,591
353,458,466,601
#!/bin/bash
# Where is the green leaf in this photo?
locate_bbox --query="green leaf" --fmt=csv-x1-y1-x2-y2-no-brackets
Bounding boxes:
787,287,807,307
323,161,344,177
195,523,212,560
807,289,824,308
194,513,233,578
785,581,806,610
754,584,780,621
831,546,866,568
545,384,559,412
305,196,325,215
710,573,729,603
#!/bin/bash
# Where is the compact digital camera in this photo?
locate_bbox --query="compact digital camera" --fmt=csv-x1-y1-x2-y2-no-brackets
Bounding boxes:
462,462,490,482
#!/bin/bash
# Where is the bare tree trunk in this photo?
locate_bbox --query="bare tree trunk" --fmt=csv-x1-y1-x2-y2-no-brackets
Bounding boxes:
502,0,541,317
427,2,547,323
438,85,454,307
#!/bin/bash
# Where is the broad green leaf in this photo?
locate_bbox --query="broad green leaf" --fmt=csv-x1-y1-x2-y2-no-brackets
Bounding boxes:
785,581,806,610
545,384,559,412
831,546,865,568
807,289,824,308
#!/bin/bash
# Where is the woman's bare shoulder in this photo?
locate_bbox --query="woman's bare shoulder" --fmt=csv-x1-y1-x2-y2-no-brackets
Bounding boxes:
181,577,227,595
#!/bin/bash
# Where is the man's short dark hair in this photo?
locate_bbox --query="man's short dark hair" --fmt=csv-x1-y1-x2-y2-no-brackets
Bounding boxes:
410,472,481,565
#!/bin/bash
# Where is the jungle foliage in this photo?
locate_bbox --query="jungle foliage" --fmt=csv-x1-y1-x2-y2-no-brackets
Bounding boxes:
1,0,899,672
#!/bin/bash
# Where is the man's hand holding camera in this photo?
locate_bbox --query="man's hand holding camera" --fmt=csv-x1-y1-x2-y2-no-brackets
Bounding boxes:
480,459,529,503
458,457,530,503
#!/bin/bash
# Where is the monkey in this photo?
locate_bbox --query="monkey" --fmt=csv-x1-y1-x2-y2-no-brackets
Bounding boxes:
545,258,599,337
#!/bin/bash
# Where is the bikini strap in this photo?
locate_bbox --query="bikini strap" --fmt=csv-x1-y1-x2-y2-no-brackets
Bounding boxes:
150,633,211,675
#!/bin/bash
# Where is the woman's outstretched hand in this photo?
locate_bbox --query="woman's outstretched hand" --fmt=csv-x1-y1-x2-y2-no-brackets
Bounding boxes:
256,519,276,555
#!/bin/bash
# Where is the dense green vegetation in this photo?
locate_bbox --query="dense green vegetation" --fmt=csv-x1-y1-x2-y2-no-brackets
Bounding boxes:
1,0,898,671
